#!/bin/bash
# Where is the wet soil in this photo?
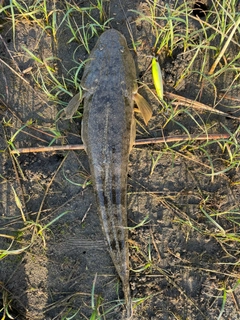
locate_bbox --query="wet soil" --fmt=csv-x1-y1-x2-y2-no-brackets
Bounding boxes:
1,0,240,319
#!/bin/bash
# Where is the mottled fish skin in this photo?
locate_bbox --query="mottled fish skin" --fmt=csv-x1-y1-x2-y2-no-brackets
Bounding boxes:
81,29,136,318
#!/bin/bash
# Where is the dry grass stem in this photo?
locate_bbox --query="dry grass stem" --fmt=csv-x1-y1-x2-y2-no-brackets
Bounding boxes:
10,133,230,154
165,92,240,121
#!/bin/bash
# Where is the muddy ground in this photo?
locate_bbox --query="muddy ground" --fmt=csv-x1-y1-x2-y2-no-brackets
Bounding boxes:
1,0,240,319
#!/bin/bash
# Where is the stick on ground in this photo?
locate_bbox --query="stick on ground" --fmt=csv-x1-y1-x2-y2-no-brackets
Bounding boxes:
10,134,230,154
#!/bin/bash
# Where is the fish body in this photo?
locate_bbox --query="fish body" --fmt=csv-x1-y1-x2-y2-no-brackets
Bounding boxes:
62,28,152,318
81,29,136,317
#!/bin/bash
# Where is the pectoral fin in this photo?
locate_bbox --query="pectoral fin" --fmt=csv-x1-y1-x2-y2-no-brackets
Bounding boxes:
62,92,83,120
133,92,153,125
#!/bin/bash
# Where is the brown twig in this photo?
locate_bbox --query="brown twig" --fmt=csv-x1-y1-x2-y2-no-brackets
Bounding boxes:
134,134,230,145
10,133,230,154
11,143,85,154
165,91,240,121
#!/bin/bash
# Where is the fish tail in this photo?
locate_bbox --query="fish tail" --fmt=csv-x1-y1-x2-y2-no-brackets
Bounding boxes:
123,282,132,319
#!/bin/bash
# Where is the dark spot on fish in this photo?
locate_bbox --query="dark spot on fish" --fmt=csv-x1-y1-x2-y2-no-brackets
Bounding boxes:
103,193,108,205
111,239,124,251
118,240,124,250
111,239,117,250
112,189,117,205
117,229,125,251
